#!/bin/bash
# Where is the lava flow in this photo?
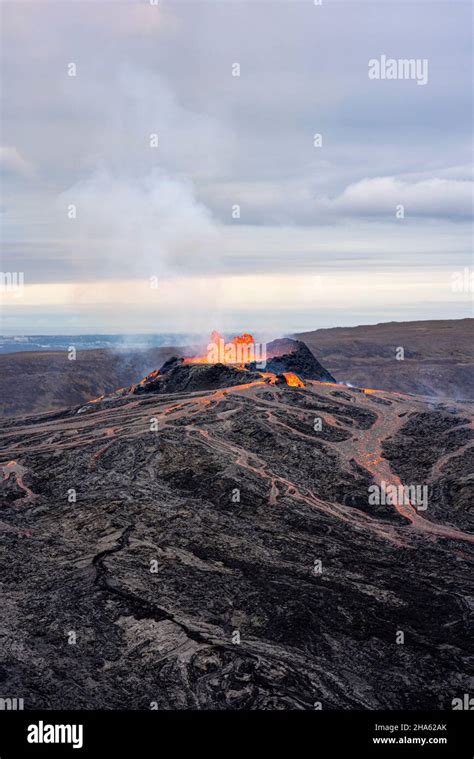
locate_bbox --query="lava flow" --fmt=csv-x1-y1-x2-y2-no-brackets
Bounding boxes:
282,372,305,388
1,332,472,712
1,459,37,504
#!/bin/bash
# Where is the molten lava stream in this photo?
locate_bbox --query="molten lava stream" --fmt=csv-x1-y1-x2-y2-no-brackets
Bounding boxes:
282,372,304,388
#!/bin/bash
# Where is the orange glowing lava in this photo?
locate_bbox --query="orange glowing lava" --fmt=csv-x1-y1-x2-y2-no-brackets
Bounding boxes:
282,372,305,388
185,331,256,365
183,331,305,388
259,372,279,385
230,332,254,346
136,370,160,386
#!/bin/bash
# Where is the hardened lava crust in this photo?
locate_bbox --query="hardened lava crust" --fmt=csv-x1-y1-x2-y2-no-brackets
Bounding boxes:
0,373,473,710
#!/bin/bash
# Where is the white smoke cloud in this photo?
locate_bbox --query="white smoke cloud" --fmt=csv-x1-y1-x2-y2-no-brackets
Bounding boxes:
58,167,223,279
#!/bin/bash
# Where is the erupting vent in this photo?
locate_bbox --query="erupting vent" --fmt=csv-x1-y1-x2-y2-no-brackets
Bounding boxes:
184,331,259,366
82,333,337,406
128,331,318,395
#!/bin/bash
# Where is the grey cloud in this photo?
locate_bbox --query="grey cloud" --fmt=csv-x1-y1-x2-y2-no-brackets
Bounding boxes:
323,175,473,220
0,146,35,178
201,169,473,225
0,0,472,331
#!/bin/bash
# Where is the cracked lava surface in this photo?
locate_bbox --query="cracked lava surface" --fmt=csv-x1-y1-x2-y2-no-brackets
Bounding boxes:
0,379,472,709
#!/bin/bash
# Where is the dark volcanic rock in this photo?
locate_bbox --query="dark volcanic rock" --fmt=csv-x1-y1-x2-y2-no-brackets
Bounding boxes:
2,320,472,419
297,318,474,398
382,411,474,531
132,358,263,395
260,339,336,382
130,338,335,396
0,379,472,711
382,411,474,482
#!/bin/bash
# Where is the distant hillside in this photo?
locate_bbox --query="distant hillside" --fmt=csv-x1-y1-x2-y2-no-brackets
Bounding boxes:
1,319,472,417
296,319,474,399
0,347,179,417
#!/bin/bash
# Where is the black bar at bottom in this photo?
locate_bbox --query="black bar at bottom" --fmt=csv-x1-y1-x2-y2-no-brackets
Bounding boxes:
0,710,471,758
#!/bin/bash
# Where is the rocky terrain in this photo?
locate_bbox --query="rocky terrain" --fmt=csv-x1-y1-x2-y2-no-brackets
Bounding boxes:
0,346,179,417
106,339,335,400
0,349,473,709
297,319,474,399
254,338,335,382
1,319,472,417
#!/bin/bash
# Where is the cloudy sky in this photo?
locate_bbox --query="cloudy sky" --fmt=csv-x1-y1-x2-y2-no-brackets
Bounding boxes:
0,0,472,336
